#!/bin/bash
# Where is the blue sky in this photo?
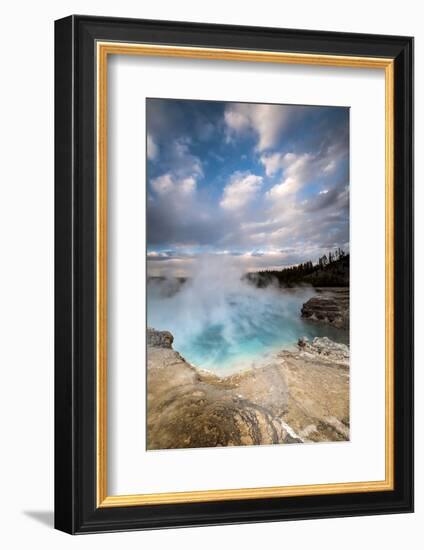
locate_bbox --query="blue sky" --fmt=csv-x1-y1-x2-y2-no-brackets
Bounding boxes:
146,98,349,276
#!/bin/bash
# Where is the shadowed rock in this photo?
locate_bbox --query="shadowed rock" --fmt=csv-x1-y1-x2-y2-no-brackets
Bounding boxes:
301,288,349,329
147,327,174,348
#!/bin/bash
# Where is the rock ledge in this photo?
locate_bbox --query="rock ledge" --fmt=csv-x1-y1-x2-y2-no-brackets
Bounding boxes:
147,327,173,348
147,329,350,449
301,288,349,329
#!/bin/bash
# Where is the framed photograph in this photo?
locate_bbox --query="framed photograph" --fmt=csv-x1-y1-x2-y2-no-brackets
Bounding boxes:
54,15,413,534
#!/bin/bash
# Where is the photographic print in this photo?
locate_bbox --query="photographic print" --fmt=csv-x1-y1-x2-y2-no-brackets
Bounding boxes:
146,98,350,450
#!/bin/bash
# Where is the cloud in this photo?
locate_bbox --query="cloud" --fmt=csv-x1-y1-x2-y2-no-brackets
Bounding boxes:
220,172,263,210
151,174,197,196
172,139,203,177
151,174,174,195
260,152,286,176
323,160,336,174
224,103,294,151
180,176,196,194
148,134,203,202
147,251,171,259
303,182,348,213
265,153,313,200
266,177,299,200
147,246,330,277
147,99,350,270
147,182,240,248
147,134,158,160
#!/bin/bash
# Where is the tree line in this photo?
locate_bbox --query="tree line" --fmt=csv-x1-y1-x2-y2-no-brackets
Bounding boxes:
245,249,349,288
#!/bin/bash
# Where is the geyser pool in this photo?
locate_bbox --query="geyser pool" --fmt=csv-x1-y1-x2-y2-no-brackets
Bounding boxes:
147,269,347,373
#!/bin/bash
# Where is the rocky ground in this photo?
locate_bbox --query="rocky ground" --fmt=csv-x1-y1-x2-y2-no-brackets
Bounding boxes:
301,287,349,330
147,328,350,450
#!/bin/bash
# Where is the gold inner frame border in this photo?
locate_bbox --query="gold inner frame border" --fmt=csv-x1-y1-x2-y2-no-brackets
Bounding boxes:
96,42,394,508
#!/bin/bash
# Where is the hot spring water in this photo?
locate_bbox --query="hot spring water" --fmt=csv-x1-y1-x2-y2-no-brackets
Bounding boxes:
147,261,347,373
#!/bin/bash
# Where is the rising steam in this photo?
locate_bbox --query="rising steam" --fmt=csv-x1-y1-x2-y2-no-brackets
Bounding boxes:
147,255,332,372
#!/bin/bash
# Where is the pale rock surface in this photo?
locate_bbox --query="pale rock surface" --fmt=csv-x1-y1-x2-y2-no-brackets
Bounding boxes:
147,329,350,449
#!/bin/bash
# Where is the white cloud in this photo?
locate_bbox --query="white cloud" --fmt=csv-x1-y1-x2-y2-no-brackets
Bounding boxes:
260,152,285,176
149,138,203,200
266,176,300,200
265,153,313,201
151,174,174,195
172,138,203,177
147,134,158,160
224,104,292,151
147,251,169,258
151,173,197,196
323,160,336,173
180,176,196,194
220,172,263,210
224,108,249,133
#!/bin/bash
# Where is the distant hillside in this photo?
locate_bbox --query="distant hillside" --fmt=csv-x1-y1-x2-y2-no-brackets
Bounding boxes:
245,250,349,288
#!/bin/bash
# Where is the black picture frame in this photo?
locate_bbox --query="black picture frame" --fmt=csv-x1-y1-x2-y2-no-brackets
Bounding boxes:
55,14,414,534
